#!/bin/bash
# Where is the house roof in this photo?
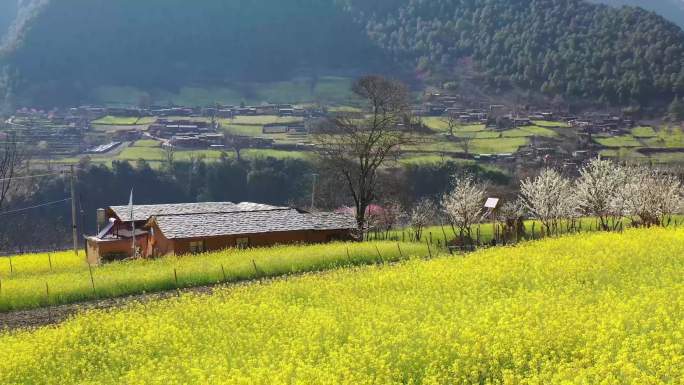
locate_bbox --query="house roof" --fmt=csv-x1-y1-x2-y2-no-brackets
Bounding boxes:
109,202,286,222
150,209,356,240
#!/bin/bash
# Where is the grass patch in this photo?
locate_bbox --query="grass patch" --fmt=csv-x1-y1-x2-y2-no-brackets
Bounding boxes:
502,126,558,138
532,120,570,128
91,116,152,126
222,124,264,137
631,126,657,138
221,116,303,126
644,127,684,148
470,137,528,154
594,135,642,148
132,139,161,148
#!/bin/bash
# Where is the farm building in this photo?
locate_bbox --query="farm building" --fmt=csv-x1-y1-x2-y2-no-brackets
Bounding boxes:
85,202,355,264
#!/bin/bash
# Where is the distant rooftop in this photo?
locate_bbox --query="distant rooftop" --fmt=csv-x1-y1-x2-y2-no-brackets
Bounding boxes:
109,202,287,222
152,209,356,239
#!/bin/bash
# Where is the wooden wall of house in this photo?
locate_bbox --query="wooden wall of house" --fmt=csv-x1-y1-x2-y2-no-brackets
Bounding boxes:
87,236,149,264
151,229,353,257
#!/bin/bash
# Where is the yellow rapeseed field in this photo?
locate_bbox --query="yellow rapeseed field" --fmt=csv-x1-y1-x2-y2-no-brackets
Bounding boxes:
1,228,683,384
0,242,428,311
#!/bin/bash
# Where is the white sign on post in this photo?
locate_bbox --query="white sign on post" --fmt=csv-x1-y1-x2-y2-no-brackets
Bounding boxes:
484,198,500,209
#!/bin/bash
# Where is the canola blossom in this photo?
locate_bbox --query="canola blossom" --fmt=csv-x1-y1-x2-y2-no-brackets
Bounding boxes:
0,242,428,312
1,228,683,384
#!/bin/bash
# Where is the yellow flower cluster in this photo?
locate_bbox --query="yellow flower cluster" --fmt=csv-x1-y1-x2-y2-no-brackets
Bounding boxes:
0,242,427,312
1,229,683,384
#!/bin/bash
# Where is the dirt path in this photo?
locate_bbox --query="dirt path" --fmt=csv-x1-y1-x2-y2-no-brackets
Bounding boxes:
0,285,217,331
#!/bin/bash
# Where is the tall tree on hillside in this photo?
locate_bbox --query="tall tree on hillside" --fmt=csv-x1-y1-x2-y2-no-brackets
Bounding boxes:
313,75,414,237
0,133,22,212
668,96,684,121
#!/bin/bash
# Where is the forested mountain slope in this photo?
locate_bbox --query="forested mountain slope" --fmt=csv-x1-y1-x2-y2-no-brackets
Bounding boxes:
343,0,684,104
1,0,684,107
593,0,684,28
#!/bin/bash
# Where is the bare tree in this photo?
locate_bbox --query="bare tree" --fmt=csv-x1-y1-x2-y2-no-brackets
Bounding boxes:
162,144,175,172
313,75,414,236
519,169,576,235
225,134,250,162
0,133,22,212
441,113,458,137
410,198,437,241
441,174,487,241
456,135,474,157
575,158,628,231
624,167,683,227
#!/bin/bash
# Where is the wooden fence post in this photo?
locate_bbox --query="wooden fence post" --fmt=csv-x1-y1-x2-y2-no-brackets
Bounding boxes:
426,240,432,259
174,268,179,288
252,260,259,276
397,243,403,258
8,256,13,275
48,253,53,272
346,247,352,264
374,245,383,262
221,264,227,283
87,263,96,295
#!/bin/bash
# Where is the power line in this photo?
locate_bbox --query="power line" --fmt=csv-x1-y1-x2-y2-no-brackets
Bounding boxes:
0,198,71,216
0,171,67,183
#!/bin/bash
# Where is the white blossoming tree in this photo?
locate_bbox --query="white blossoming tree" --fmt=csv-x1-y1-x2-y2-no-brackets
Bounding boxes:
410,198,438,241
519,168,576,236
441,174,487,241
624,167,683,227
575,158,628,231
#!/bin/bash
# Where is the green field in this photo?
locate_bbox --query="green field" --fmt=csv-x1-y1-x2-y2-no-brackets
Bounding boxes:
132,139,162,148
222,124,264,136
221,115,303,126
0,242,428,312
1,229,682,383
470,137,528,154
594,135,643,148
91,115,156,126
531,120,570,128
643,127,684,148
631,126,657,138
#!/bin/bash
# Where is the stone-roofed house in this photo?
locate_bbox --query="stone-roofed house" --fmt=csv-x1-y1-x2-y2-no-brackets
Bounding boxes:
86,202,355,263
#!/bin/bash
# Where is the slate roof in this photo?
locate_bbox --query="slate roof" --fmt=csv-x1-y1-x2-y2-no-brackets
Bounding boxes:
151,209,356,239
109,202,286,222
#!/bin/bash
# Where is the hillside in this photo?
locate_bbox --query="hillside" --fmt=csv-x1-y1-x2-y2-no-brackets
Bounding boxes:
594,0,684,28
1,229,683,383
1,0,684,107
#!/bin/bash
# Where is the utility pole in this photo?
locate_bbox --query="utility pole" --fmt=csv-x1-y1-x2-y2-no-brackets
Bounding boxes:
70,165,78,255
310,173,318,211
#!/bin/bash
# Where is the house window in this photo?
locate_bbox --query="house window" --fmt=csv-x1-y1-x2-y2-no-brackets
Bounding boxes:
189,240,205,254
236,237,249,249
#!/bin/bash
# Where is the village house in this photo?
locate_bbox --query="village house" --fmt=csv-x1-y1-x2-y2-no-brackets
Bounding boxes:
85,202,355,264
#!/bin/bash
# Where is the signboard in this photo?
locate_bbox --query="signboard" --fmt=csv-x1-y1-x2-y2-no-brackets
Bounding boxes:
484,198,500,209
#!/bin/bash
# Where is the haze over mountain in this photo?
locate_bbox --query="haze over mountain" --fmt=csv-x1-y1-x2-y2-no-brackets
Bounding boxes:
1,0,684,108
0,1,19,39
